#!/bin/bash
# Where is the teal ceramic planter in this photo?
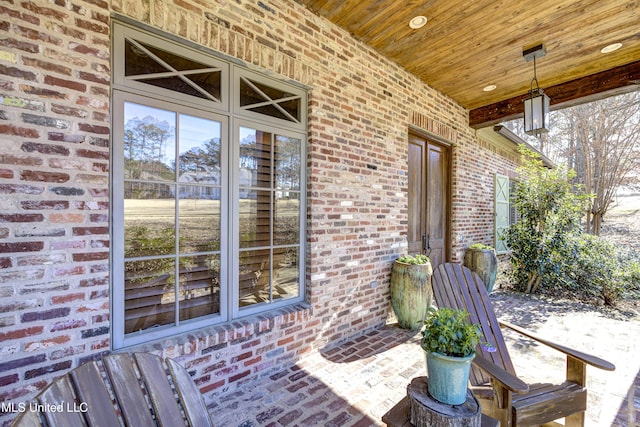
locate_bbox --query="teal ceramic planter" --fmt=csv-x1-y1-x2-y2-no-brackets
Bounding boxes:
390,261,433,330
425,351,475,405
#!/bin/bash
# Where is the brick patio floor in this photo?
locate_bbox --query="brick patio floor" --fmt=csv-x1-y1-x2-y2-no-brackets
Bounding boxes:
208,291,640,427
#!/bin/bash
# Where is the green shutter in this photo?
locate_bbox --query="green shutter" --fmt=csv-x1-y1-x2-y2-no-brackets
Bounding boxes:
494,174,510,254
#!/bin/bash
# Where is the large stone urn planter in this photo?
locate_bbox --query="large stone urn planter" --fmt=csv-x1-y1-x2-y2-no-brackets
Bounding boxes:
390,255,433,330
463,245,498,293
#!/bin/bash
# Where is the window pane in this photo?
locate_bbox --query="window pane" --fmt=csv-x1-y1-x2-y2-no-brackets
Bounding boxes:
240,190,271,249
178,189,221,253
273,247,299,301
125,259,175,334
240,127,272,188
125,39,167,75
239,249,270,307
274,192,300,246
177,114,222,254
142,77,215,100
188,72,222,101
124,183,175,258
178,255,220,321
178,114,221,177
124,103,176,181
127,40,212,73
275,135,301,191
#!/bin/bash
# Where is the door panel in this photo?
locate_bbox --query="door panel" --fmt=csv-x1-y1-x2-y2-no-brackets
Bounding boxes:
407,139,426,255
408,133,450,268
426,143,448,267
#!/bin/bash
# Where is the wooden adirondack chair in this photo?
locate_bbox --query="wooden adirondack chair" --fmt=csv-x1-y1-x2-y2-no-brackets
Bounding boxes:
11,352,214,427
431,263,615,427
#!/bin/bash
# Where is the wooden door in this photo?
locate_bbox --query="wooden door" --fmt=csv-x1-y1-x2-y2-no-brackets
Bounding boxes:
408,133,450,268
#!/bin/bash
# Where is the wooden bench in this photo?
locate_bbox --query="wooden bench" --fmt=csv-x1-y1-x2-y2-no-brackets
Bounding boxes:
11,352,214,427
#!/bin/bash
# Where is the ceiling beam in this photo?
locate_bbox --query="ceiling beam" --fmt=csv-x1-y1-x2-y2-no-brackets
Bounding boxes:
469,60,640,129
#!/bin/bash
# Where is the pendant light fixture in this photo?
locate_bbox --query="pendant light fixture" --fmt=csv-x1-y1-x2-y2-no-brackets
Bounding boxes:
523,44,550,137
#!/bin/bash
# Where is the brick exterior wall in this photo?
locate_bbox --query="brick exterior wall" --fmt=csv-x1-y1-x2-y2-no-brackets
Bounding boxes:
0,0,518,422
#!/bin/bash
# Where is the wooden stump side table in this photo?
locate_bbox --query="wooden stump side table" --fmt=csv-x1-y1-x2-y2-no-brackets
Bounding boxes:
382,377,499,427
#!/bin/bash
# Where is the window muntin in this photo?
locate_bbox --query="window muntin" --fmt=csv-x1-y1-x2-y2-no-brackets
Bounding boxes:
113,23,306,348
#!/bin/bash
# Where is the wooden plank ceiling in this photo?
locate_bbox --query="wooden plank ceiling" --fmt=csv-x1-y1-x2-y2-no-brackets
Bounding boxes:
297,0,640,128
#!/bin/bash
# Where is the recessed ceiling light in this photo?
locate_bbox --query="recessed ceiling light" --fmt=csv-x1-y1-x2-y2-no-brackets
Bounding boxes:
600,43,622,54
409,16,428,29
483,84,497,92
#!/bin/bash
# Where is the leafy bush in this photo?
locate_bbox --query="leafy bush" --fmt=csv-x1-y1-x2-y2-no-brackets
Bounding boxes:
505,146,637,306
617,248,640,297
125,225,175,258
505,146,589,294
421,307,481,357
469,243,494,250
570,234,624,305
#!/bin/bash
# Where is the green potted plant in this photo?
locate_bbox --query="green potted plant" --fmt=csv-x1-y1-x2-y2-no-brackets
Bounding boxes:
463,243,498,293
390,254,433,330
421,307,482,405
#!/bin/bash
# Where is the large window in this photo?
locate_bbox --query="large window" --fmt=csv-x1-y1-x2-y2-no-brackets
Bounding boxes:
112,23,306,348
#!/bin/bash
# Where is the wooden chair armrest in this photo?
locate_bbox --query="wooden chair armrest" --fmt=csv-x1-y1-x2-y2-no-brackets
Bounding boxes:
499,320,615,371
472,355,529,393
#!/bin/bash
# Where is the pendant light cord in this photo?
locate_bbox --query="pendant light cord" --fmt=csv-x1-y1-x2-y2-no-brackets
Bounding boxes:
530,56,540,95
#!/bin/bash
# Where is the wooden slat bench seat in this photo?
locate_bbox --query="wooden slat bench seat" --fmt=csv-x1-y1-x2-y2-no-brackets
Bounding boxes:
11,352,214,427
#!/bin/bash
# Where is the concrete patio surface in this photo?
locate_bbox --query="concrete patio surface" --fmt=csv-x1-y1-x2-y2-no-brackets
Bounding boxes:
208,291,640,426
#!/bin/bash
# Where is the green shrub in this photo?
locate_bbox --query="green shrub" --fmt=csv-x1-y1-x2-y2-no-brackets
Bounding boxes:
125,225,175,258
469,243,494,250
570,234,624,305
504,146,636,306
505,146,589,294
617,248,640,297
421,307,481,357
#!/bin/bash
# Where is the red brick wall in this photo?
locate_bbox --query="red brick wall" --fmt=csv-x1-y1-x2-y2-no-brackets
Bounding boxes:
0,1,112,420
451,135,519,262
0,0,518,421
